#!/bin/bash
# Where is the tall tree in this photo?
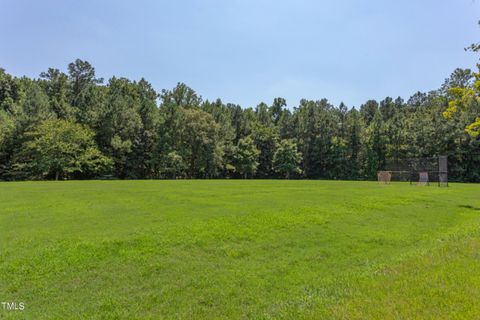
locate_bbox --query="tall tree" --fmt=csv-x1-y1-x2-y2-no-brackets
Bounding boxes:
363,111,386,179
270,97,286,125
233,136,260,178
160,82,202,108
12,119,111,180
273,139,302,179
344,108,362,179
130,78,160,178
98,77,143,178
40,68,75,120
444,72,480,138
67,59,104,126
360,100,379,125
252,124,278,178
177,108,222,178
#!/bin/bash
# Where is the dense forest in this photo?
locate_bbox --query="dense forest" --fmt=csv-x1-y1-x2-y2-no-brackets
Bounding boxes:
0,60,479,181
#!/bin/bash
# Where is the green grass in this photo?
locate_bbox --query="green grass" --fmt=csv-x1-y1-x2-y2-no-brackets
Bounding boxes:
0,180,479,319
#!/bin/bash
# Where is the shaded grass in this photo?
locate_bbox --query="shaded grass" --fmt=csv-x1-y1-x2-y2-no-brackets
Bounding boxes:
0,180,479,319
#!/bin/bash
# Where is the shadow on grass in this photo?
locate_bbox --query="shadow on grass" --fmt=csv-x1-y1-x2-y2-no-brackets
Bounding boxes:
459,205,480,211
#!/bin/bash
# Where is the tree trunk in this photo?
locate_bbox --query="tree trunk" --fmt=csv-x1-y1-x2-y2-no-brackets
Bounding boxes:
55,171,59,181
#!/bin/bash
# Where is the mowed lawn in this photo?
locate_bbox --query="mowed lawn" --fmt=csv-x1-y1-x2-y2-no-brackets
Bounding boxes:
1,181,480,319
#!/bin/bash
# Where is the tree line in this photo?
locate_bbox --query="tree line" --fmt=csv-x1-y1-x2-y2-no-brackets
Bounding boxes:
0,59,479,181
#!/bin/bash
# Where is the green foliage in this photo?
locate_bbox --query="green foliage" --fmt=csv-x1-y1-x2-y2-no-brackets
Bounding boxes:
160,82,202,108
18,78,55,128
12,119,112,180
177,108,222,178
39,68,75,120
97,77,144,178
0,68,21,115
363,111,387,179
466,118,480,137
251,124,278,178
0,60,479,181
344,108,362,179
442,33,480,138
273,139,302,178
233,136,260,178
0,109,14,145
162,151,186,179
360,99,378,125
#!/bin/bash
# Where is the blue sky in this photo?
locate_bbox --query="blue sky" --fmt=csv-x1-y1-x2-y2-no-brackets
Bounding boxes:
1,0,479,108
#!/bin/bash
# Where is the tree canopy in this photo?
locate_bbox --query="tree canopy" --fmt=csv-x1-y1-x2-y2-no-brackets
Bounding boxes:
12,119,112,180
0,59,479,181
273,139,302,179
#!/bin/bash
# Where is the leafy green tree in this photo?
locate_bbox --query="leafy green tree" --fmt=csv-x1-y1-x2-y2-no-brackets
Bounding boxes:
273,139,302,179
202,99,236,172
294,99,320,178
67,59,104,127
255,102,271,126
98,77,143,178
0,110,14,145
440,68,474,95
251,124,278,178
360,100,379,125
40,68,75,120
407,92,428,112
0,108,15,176
0,68,21,115
156,84,206,177
338,102,348,125
160,82,202,108
328,136,349,179
13,119,112,180
131,78,160,178
379,97,397,121
233,136,259,178
0,69,22,177
384,110,407,160
362,111,386,179
344,108,363,179
162,151,186,179
177,108,222,178
270,97,286,125
442,28,480,138
278,109,295,139
18,78,55,127
295,99,338,178
444,72,480,138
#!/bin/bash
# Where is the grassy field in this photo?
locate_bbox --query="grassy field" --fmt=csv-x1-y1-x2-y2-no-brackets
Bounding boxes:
0,180,480,319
